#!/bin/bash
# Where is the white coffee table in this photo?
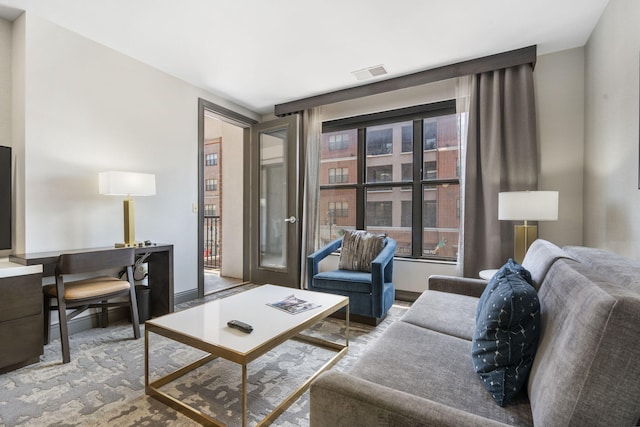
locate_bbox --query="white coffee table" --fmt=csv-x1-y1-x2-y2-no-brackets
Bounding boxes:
144,284,349,426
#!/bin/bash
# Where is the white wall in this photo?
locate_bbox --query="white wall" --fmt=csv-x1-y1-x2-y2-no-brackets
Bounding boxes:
220,122,244,278
13,13,259,295
584,0,640,258
534,47,585,247
0,18,10,147
0,17,11,259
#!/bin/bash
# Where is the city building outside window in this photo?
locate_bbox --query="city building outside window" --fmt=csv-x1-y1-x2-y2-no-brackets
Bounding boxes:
318,100,461,261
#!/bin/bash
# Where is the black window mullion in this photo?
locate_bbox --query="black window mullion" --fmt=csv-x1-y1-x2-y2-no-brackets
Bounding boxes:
356,128,365,230
412,119,422,258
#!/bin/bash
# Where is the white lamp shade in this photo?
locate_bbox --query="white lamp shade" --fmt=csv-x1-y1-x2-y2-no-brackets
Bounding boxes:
498,191,558,221
99,171,156,196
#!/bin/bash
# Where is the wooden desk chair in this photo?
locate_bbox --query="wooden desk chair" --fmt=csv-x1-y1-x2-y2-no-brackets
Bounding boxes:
43,248,141,363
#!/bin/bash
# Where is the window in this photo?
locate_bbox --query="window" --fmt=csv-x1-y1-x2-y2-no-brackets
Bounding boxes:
319,100,460,261
423,161,437,179
367,165,392,183
204,204,217,216
423,200,436,227
424,120,437,150
401,163,412,181
205,178,218,191
366,128,393,155
206,153,218,166
401,200,412,227
328,201,348,218
328,167,349,184
366,201,392,227
401,125,413,152
328,133,350,151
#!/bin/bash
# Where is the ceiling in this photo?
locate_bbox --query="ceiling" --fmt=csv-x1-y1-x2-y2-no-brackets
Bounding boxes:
0,0,610,115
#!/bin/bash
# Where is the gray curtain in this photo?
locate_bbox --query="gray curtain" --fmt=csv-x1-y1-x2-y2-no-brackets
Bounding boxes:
462,64,538,277
299,107,322,288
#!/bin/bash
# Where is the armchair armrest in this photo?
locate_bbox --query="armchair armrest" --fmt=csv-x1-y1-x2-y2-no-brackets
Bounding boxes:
428,275,488,298
370,238,396,318
311,371,510,427
371,237,396,278
307,238,343,286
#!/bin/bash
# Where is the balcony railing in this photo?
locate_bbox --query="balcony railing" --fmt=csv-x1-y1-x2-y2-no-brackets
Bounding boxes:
204,215,220,269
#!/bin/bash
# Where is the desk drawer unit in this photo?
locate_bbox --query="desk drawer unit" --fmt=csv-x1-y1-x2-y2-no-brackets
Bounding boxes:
0,272,43,372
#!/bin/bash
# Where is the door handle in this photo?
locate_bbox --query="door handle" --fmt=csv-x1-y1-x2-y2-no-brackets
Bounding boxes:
284,216,297,224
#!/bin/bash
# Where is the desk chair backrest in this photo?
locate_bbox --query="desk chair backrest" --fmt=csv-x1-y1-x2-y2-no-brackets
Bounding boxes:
56,248,135,276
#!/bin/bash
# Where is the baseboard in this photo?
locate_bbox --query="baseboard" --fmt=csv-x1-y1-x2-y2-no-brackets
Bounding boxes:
395,290,420,302
175,288,199,305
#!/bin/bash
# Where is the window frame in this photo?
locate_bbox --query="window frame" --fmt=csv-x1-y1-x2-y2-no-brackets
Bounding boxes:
320,99,458,261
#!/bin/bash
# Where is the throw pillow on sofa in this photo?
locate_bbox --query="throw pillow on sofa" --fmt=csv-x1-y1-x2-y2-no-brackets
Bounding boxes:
338,229,385,273
472,259,540,406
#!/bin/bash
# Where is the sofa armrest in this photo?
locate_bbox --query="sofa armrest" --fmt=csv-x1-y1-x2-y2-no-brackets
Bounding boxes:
310,371,510,427
427,275,488,298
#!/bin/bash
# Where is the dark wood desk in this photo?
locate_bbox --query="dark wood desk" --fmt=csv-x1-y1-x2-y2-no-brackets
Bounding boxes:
9,244,174,317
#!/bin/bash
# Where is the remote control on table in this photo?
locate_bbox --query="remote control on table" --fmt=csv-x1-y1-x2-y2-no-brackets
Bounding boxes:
227,319,253,333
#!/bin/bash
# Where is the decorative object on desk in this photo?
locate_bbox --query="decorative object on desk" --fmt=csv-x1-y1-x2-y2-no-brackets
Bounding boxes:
99,171,156,248
267,294,320,314
498,191,558,264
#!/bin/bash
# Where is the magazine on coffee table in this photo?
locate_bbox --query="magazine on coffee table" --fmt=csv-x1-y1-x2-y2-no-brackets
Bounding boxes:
267,294,321,315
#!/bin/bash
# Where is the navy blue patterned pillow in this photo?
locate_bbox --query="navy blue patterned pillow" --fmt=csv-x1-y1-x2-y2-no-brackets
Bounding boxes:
472,259,540,406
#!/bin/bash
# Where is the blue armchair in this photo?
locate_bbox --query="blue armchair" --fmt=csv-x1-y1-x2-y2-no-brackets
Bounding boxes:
307,236,396,325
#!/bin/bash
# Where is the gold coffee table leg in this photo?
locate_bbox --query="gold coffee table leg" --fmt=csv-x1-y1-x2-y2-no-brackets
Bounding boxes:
242,363,248,427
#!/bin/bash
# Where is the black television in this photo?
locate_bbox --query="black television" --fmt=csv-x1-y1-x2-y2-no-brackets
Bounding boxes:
0,145,11,250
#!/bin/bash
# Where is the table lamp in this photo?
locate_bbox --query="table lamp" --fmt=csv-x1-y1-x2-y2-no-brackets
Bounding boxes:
99,171,156,247
498,191,558,263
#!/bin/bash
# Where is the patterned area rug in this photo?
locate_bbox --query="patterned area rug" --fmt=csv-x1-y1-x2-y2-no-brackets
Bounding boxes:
0,285,409,426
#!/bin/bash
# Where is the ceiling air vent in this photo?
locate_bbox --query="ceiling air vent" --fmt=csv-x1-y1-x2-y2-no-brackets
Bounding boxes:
351,64,388,81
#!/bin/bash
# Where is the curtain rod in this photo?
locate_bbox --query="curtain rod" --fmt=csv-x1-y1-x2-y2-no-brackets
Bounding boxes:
274,45,536,117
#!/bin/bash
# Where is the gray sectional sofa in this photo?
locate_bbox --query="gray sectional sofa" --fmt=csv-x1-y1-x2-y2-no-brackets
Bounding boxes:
310,239,640,426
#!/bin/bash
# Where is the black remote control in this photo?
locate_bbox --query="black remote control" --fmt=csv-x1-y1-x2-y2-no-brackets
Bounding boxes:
227,319,253,333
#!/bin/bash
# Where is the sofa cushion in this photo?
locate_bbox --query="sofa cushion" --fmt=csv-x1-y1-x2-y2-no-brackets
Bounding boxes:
349,321,534,426
472,259,540,406
401,290,478,341
338,229,385,272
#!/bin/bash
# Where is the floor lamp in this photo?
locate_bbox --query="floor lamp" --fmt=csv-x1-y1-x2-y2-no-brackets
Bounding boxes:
498,191,559,264
99,171,156,248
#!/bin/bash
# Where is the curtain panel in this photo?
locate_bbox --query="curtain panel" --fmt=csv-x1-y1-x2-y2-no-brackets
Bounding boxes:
462,64,538,277
299,107,323,288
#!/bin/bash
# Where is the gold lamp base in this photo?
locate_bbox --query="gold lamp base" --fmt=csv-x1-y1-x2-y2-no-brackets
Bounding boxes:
115,197,136,248
513,222,537,264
